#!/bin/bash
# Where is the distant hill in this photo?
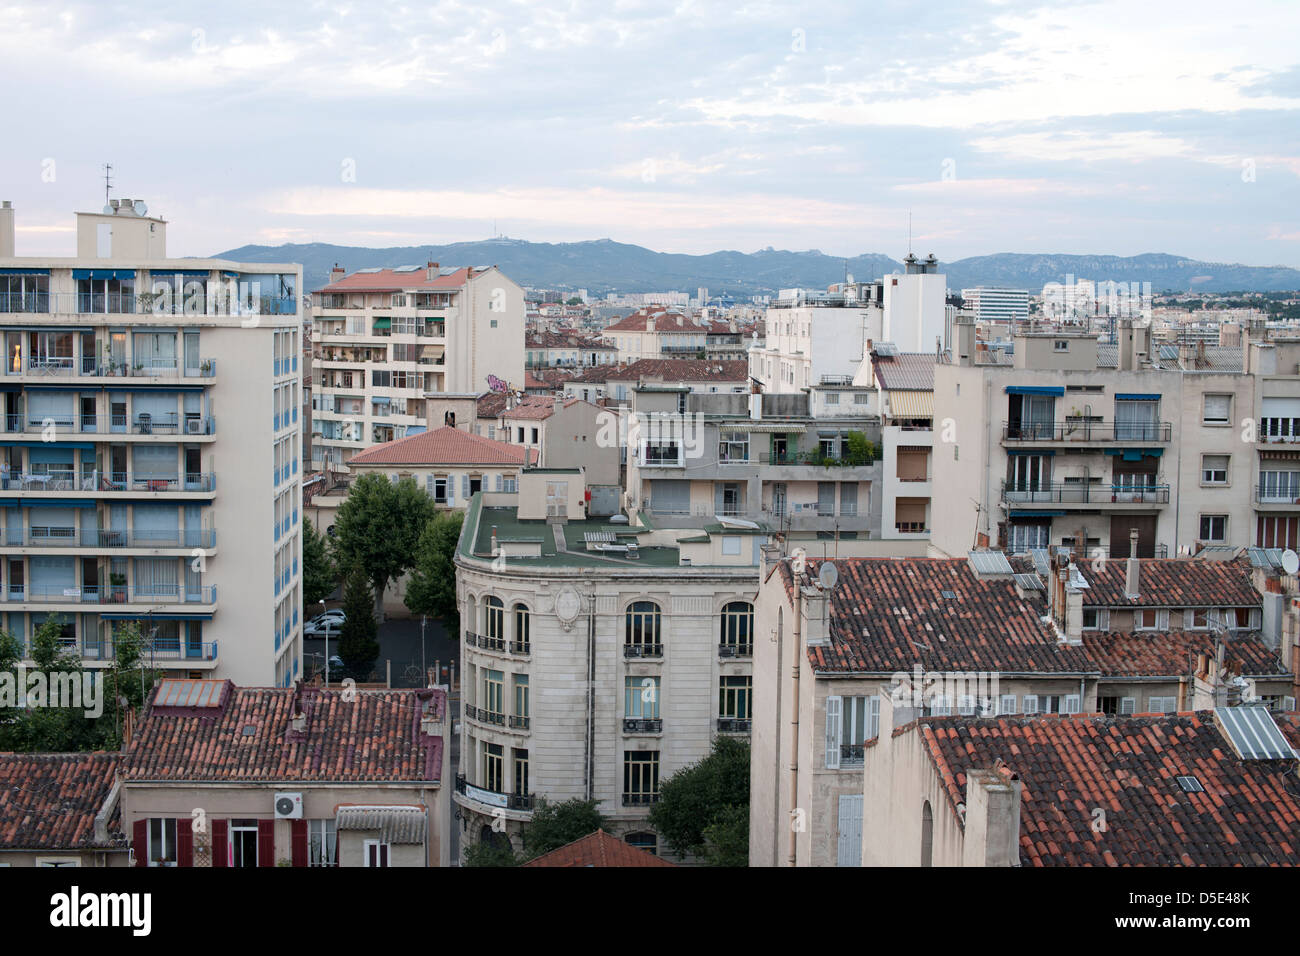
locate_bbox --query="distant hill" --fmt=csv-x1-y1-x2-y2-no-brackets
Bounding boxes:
212,239,1300,297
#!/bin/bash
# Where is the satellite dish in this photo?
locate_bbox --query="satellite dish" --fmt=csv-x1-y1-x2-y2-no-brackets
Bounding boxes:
133,200,148,216
818,561,839,591
1283,550,1299,576
102,204,113,215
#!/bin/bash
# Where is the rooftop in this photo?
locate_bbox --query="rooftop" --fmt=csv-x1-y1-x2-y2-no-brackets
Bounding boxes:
0,752,124,851
347,425,538,468
872,352,937,391
522,829,676,867
315,264,477,295
1080,630,1288,678
605,359,749,382
1077,558,1260,608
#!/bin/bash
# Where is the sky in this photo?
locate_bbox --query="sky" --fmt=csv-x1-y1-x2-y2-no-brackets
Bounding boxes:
2,0,1299,266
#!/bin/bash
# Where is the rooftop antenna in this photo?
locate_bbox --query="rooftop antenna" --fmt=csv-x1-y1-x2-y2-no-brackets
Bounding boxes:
908,211,912,256
102,163,114,206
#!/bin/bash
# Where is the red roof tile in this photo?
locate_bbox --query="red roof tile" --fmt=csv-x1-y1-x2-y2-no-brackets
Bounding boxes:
0,752,124,850
316,265,475,294
1082,630,1288,678
522,829,676,867
919,712,1300,866
348,425,536,467
123,685,445,783
604,359,749,383
1080,558,1260,608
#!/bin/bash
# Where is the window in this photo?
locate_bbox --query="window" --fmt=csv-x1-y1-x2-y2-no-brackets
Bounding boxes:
1053,340,1069,352
1259,470,1300,501
512,748,529,798
817,482,836,516
1202,393,1231,424
719,676,752,720
1186,608,1213,629
148,818,177,867
483,596,504,645
483,669,504,721
625,676,660,719
1135,608,1167,629
230,819,259,868
721,535,741,555
998,694,1018,715
1202,454,1229,485
482,742,504,792
720,601,753,656
625,832,658,856
364,841,390,867
825,392,840,404
718,430,749,463
512,604,530,653
854,393,869,405
623,750,660,806
1199,514,1227,542
839,482,858,517
624,601,662,657
1022,695,1039,715
433,476,449,503
825,695,879,768
1148,696,1176,714
308,819,337,867
1007,522,1050,552
513,674,529,725
1082,608,1109,630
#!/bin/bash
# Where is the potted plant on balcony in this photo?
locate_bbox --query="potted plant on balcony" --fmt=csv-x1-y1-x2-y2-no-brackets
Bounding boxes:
109,572,126,603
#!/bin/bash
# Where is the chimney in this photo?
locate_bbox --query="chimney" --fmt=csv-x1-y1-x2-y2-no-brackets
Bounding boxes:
1125,529,1140,599
330,264,346,285
1119,319,1135,371
956,315,976,366
0,201,13,258
290,678,307,732
961,768,1023,867
426,261,440,282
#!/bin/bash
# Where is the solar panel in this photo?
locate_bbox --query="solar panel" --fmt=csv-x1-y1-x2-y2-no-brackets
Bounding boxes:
355,267,383,273
393,265,421,272
967,550,1014,576
1014,573,1045,591
874,341,899,357
1216,706,1297,760
1247,547,1284,568
1030,548,1051,577
155,678,225,708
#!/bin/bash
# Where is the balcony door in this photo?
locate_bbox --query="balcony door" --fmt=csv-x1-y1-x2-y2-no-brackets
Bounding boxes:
1008,454,1049,492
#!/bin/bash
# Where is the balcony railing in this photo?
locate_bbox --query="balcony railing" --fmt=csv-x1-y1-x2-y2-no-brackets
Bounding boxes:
1,471,216,493
840,743,865,767
718,643,753,658
453,774,535,811
509,640,530,656
895,522,930,534
9,584,217,605
623,643,663,659
82,639,217,662
1,528,216,549
6,359,217,380
1000,481,1170,504
1002,421,1172,443
508,715,530,730
0,291,295,317
464,631,506,652
757,450,879,467
623,718,662,733
464,704,505,726
1255,486,1300,504
717,717,752,733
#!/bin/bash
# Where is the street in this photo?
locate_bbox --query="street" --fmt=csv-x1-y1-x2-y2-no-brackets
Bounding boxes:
303,613,458,688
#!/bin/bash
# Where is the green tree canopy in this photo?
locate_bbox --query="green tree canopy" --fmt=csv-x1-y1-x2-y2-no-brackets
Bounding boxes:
332,474,434,614
648,736,750,864
302,520,338,608
462,797,610,867
336,566,380,681
404,511,464,632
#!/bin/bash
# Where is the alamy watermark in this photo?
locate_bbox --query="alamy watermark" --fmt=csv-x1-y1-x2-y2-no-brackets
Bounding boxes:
0,665,103,718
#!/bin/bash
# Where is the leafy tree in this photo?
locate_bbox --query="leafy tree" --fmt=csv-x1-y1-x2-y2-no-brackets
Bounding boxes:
302,520,338,608
649,736,749,861
337,566,380,681
463,837,520,868
332,474,434,617
700,803,749,867
565,296,584,306
404,511,464,631
845,431,875,465
520,798,608,861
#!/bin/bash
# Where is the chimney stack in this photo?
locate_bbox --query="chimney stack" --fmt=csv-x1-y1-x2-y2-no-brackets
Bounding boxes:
0,201,13,258
426,261,440,282
1125,529,1140,598
961,768,1023,867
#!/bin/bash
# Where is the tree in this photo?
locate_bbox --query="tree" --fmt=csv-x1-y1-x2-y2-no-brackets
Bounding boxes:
700,803,749,867
845,431,875,466
337,566,380,681
519,798,608,861
463,836,520,868
302,520,338,607
332,474,434,617
649,736,749,862
565,296,584,306
404,511,464,631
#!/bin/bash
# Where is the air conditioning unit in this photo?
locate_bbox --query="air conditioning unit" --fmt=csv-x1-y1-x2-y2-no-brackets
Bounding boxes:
185,417,203,434
274,792,303,819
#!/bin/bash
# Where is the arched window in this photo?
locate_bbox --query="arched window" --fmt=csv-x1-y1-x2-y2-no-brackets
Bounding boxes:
720,601,753,656
625,601,662,658
484,596,504,648
512,604,530,654
921,800,933,868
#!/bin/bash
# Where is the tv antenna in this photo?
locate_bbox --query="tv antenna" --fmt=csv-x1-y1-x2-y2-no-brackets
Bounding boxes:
102,163,114,206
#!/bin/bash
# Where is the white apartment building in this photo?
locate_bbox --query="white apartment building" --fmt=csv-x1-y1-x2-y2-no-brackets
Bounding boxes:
961,287,1029,325
870,348,937,540
750,289,883,394
883,254,948,354
0,199,303,687
311,263,524,471
454,471,761,860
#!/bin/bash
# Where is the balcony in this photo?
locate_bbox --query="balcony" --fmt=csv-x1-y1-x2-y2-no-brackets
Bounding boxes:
7,359,217,382
1255,486,1300,505
1000,481,1170,506
509,641,530,656
717,717,751,733
7,584,217,606
508,715,530,730
453,775,535,812
623,643,663,659
621,793,661,807
3,414,216,438
1,471,216,495
758,450,879,468
83,639,218,663
0,291,295,318
718,643,753,658
464,631,506,652
463,704,505,727
633,451,685,469
1001,421,1171,444
623,718,662,734
840,743,865,768
0,528,216,550
894,521,930,534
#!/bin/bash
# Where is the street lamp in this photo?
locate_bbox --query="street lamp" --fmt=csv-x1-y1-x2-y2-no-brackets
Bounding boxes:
320,599,331,688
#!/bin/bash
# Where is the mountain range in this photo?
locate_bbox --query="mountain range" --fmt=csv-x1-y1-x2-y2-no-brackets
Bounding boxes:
211,238,1300,298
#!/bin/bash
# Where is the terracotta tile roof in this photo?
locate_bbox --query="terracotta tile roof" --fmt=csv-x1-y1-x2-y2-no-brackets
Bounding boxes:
1082,631,1289,678
603,307,694,333
919,712,1300,866
476,393,556,421
123,685,445,783
347,425,536,467
316,265,474,294
0,752,124,850
526,330,614,350
1080,558,1260,608
522,829,676,867
604,359,749,383
781,558,1096,676
1279,713,1300,750
872,352,936,391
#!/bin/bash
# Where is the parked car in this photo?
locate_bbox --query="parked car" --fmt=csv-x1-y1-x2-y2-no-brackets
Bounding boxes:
304,611,345,636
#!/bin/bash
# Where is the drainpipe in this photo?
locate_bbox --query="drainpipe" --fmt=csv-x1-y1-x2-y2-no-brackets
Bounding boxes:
585,592,595,801
787,580,802,867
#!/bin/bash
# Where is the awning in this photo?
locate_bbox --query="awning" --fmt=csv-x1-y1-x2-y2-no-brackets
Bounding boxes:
148,270,210,277
887,390,933,418
0,268,49,275
1113,448,1163,460
335,805,427,845
1007,449,1054,456
0,441,95,449
1010,510,1066,518
72,269,137,280
742,423,800,433
0,384,21,393
1115,393,1160,401
372,396,391,405
100,612,214,621
21,499,97,508
372,317,392,330
404,425,427,435
1005,386,1064,396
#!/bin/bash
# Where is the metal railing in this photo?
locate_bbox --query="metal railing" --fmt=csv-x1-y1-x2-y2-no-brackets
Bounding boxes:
717,717,752,733
9,584,217,605
83,639,217,662
3,528,216,549
622,793,660,807
0,291,296,317
1255,486,1300,504
757,450,879,467
623,718,662,733
453,775,536,810
464,704,505,726
718,643,753,658
895,522,929,534
840,743,865,767
508,715,530,730
5,359,217,380
1001,421,1172,443
1000,481,1170,504
5,472,217,493
623,643,663,659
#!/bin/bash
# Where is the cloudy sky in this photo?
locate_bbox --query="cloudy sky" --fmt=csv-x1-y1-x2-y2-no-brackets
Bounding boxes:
3,0,1299,265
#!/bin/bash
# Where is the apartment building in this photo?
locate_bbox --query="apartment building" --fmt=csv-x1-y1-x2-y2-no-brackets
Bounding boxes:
453,471,761,861
859,706,1300,866
750,286,883,394
961,287,1029,325
561,359,749,405
524,330,616,369
930,317,1274,559
0,199,303,687
121,679,449,867
473,392,619,488
624,386,883,543
601,307,707,364
749,548,1290,866
871,347,936,540
311,263,524,471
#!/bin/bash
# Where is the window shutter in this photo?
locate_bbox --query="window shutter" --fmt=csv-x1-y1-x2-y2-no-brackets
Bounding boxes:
866,696,880,740
291,819,308,867
1098,609,1109,630
1063,694,1081,715
1120,697,1136,715
1157,609,1169,630
257,819,275,867
462,475,470,499
1183,609,1195,629
1023,695,1039,715
426,475,433,493
825,696,842,769
133,820,148,868
177,817,193,867
211,820,228,868
1284,696,1297,712
999,694,1017,715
